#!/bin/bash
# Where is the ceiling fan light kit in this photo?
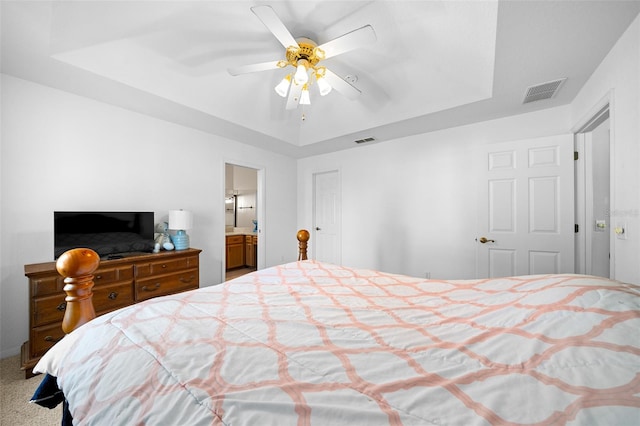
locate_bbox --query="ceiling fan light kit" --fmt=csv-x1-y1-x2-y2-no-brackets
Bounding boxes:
228,5,376,112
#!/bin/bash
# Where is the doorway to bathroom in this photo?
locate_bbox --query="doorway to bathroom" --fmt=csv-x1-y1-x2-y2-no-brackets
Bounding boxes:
225,163,261,281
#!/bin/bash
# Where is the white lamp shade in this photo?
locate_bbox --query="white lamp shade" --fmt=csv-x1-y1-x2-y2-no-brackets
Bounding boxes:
300,86,311,105
316,76,332,96
274,75,291,97
168,210,193,230
294,62,309,85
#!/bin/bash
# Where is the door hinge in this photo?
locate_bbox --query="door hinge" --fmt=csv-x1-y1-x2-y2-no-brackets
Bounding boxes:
575,224,579,233
574,151,579,161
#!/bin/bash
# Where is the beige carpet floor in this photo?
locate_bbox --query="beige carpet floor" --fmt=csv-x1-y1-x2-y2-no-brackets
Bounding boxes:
1,355,61,425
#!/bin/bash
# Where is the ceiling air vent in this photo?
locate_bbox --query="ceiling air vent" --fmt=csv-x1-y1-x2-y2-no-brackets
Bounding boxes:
523,78,566,104
354,137,376,144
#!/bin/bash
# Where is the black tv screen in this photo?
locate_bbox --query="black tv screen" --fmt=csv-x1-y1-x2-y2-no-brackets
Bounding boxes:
54,211,155,259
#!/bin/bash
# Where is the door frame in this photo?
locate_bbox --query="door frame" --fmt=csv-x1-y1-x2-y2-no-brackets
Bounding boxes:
572,92,614,278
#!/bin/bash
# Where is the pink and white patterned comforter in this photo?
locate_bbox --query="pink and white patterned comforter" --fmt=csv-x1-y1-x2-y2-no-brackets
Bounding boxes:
35,261,640,425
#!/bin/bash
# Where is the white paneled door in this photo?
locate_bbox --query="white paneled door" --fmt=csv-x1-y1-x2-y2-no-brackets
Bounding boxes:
476,135,574,278
313,170,341,265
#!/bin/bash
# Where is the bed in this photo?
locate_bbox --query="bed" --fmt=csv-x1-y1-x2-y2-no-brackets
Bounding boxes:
33,230,640,425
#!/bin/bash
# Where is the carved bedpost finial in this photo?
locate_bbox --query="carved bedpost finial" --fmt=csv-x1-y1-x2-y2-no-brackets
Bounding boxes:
297,229,310,261
56,248,100,334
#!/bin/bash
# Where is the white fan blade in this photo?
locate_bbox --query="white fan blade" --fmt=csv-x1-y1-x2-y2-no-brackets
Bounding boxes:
324,68,361,100
251,5,299,50
228,60,281,76
286,81,303,110
317,25,376,59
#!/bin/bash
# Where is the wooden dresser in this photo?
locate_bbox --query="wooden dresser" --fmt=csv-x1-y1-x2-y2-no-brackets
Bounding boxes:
21,248,201,377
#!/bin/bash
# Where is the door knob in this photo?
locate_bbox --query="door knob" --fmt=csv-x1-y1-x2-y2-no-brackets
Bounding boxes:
478,237,495,244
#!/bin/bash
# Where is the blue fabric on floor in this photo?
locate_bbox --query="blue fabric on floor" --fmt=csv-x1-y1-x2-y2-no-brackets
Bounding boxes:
30,373,73,426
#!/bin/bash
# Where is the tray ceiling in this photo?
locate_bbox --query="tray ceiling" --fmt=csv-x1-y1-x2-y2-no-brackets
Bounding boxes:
2,1,639,157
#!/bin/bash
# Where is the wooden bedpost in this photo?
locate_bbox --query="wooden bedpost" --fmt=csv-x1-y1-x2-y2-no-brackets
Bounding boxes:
56,248,100,333
297,229,309,261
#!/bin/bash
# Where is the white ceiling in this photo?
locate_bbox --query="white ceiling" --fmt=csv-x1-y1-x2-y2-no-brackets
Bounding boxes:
2,1,639,158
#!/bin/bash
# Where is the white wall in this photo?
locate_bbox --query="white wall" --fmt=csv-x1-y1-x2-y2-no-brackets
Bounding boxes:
298,106,572,279
236,193,257,228
570,14,640,284
0,75,298,358
232,166,257,228
297,14,640,284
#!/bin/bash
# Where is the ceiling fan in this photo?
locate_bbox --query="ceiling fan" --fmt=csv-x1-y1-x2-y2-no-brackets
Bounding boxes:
228,5,376,110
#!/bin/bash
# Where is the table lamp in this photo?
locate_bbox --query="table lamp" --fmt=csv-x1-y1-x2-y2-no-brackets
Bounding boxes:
168,209,193,250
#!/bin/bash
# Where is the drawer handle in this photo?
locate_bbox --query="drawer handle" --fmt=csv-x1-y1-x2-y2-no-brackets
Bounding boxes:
56,302,67,311
44,335,63,343
108,292,119,300
161,264,167,268
179,275,195,284
142,283,161,292
96,275,102,280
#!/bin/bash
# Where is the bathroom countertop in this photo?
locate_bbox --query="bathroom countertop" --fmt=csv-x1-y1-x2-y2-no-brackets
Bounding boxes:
225,227,257,236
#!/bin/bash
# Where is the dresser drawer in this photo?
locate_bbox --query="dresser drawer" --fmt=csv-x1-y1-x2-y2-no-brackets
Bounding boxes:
31,275,65,298
32,294,67,327
31,265,132,298
32,281,134,327
135,269,199,301
31,323,66,357
93,266,133,286
135,256,199,278
93,282,135,314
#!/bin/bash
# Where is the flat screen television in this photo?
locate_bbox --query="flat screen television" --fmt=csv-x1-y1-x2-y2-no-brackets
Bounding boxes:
54,211,155,259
